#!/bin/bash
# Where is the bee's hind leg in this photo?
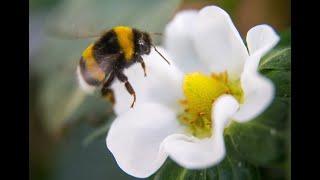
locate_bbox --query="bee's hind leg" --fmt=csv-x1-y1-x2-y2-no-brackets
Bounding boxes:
116,72,136,108
101,72,116,105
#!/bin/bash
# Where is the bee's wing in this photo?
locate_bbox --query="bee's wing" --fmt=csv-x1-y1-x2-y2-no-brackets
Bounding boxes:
98,52,123,74
46,28,106,40
77,52,121,93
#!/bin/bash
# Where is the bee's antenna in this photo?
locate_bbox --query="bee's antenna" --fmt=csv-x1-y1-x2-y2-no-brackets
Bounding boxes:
152,45,170,65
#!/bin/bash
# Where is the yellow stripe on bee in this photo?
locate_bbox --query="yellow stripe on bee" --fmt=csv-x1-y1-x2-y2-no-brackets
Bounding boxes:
82,44,105,81
113,26,134,61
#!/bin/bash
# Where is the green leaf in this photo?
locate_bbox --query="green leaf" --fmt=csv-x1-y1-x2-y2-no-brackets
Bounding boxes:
277,28,291,48
259,48,291,98
259,48,291,72
225,98,289,167
152,156,260,180
259,30,291,74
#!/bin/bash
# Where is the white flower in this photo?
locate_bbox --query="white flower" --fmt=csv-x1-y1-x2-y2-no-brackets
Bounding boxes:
106,6,279,178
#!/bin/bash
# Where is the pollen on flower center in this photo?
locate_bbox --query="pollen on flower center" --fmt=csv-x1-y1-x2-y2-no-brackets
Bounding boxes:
178,72,243,138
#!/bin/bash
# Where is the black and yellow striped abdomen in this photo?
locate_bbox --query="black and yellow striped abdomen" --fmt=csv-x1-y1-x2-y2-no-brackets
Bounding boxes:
79,44,106,86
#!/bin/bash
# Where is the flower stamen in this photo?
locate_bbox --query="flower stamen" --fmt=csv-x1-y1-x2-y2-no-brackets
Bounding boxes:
178,72,243,138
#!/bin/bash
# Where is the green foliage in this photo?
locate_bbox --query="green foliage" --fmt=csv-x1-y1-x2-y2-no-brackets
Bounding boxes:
152,157,260,180
260,48,291,98
276,28,291,48
225,98,289,166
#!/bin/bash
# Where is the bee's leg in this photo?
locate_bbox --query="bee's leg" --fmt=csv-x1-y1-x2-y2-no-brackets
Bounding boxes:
116,72,136,108
101,72,116,105
137,56,147,77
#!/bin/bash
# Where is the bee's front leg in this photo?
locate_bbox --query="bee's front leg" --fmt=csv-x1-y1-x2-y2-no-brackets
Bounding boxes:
116,72,136,108
136,56,147,77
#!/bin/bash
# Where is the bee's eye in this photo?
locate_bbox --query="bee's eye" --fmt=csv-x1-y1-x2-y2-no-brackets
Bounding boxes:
138,39,149,54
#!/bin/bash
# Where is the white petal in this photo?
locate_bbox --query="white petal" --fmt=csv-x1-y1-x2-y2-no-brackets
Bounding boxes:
164,10,209,73
246,24,280,56
163,95,239,169
233,25,278,122
244,24,280,72
193,6,249,77
106,103,183,178
113,47,184,115
233,71,274,122
76,65,96,93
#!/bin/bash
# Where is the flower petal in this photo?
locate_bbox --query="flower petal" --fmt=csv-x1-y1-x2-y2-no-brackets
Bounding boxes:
164,10,209,73
112,47,184,115
244,24,280,72
233,25,278,122
246,24,280,56
106,103,183,178
163,95,239,169
193,6,249,76
232,71,274,122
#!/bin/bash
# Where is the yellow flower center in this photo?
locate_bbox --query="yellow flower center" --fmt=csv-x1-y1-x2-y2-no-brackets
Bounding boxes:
178,72,243,138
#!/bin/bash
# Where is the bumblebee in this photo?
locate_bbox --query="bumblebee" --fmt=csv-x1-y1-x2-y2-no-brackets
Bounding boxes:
77,26,170,108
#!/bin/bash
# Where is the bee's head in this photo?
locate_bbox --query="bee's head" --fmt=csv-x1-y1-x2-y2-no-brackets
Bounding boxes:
134,30,170,65
136,32,152,55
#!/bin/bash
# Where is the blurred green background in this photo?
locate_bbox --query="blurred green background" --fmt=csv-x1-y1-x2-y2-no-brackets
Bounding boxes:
29,0,290,179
